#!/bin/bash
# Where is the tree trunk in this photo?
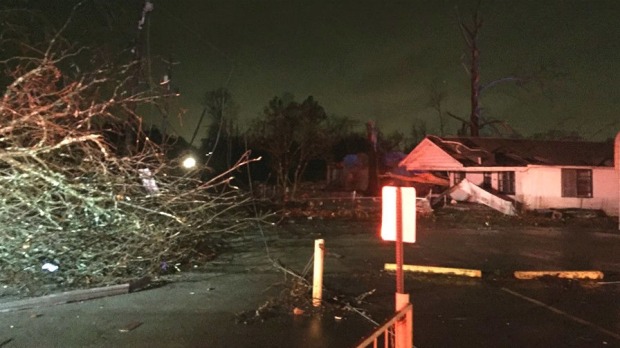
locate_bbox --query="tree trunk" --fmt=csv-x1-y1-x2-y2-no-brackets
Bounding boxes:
470,37,480,137
460,6,483,137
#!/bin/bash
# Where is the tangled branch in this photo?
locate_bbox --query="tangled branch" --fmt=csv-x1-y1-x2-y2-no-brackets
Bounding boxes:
0,27,263,296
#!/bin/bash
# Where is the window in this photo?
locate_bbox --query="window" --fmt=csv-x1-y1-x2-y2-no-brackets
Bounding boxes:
561,169,592,198
498,171,515,194
482,172,492,190
454,172,466,184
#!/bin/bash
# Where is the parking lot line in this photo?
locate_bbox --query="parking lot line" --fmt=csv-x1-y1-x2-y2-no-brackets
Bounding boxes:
384,263,482,278
501,287,620,341
514,271,604,280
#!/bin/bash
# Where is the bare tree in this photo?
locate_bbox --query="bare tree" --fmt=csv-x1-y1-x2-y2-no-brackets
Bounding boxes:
453,2,557,137
201,87,238,169
457,2,483,136
427,82,447,136
249,95,330,200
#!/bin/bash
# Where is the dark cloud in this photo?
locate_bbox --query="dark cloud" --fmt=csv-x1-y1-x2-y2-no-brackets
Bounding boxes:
137,0,620,141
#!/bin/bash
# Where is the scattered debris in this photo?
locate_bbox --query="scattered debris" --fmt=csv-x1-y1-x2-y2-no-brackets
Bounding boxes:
236,299,281,325
416,197,434,216
326,251,344,259
119,321,142,333
551,210,563,220
0,338,14,347
138,168,160,195
438,178,517,215
380,172,450,187
41,263,59,273
598,281,620,285
354,289,376,303
256,300,274,318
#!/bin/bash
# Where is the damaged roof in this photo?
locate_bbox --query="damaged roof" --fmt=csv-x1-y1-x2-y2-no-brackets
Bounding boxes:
427,136,614,167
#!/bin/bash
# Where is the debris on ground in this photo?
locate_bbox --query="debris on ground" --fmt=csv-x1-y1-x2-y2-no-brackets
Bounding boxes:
235,270,379,326
118,321,143,333
436,178,517,216
0,338,14,347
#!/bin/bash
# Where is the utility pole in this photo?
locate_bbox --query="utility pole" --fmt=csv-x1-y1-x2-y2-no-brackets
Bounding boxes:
160,56,180,137
366,120,379,196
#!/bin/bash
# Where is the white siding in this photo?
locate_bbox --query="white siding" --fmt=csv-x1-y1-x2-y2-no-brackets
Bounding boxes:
518,167,618,216
402,136,619,217
400,138,463,171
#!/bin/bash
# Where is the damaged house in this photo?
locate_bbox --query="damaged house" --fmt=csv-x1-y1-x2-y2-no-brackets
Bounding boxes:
399,135,619,217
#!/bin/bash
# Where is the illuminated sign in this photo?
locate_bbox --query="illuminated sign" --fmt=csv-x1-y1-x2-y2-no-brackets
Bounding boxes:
381,186,416,243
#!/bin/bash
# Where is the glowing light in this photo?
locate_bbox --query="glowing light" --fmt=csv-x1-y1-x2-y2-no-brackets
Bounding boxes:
380,186,416,243
182,156,197,169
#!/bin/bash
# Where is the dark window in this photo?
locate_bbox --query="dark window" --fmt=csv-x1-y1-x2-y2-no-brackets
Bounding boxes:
482,172,492,190
498,171,515,194
561,169,592,198
454,172,466,184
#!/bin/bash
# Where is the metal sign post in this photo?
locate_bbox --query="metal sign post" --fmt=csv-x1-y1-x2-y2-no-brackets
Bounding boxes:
615,132,620,230
395,187,404,294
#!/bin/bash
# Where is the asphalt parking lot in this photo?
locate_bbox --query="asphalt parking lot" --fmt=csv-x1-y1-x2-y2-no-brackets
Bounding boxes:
1,215,619,347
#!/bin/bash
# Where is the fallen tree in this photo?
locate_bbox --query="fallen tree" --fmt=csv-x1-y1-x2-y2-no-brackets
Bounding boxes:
0,6,262,296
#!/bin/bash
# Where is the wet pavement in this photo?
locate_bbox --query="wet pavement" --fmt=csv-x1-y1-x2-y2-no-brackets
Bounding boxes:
1,219,620,347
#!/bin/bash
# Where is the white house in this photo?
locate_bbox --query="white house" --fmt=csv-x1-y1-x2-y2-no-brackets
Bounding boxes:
400,135,619,217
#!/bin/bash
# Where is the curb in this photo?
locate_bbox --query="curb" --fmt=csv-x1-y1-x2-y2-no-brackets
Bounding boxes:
0,284,130,313
514,271,604,280
384,263,482,278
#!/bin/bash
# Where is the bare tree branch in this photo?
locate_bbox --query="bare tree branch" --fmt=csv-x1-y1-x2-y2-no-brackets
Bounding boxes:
0,8,263,296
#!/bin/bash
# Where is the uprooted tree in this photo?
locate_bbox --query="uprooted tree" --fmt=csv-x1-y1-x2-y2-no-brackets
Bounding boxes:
0,4,261,295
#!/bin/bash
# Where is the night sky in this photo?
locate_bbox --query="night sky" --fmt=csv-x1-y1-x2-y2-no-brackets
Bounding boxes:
77,1,620,142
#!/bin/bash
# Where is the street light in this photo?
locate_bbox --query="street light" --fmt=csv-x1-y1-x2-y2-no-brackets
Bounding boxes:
182,155,197,169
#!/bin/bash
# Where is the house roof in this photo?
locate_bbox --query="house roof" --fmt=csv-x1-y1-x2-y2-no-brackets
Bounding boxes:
425,135,614,167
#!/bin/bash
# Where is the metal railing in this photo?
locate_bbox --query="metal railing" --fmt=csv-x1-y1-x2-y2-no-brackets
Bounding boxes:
355,303,413,348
